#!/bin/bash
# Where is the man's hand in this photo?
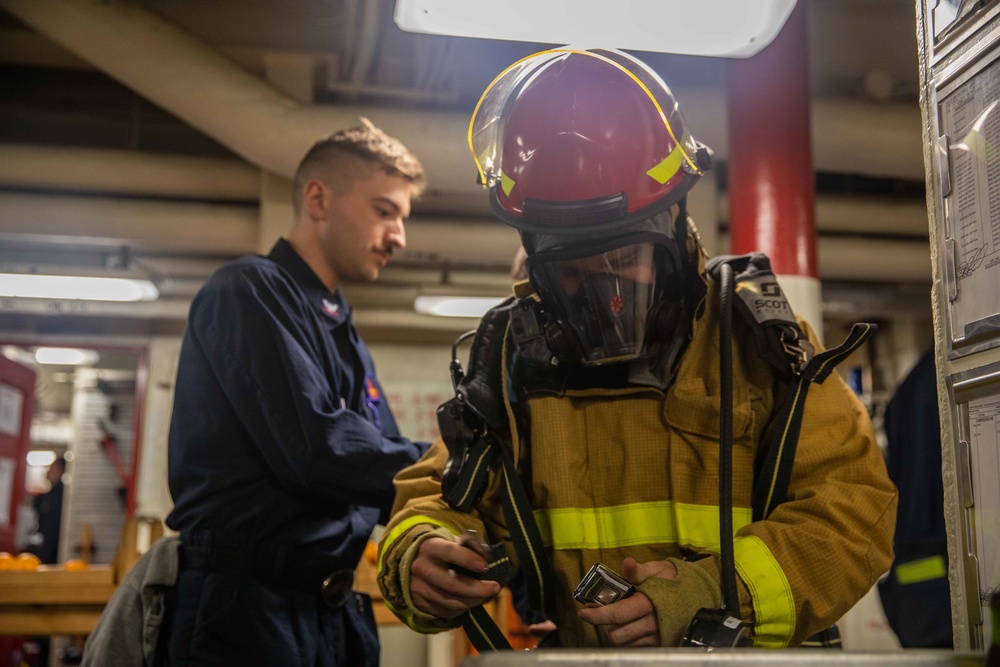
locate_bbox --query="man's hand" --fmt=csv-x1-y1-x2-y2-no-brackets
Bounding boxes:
409,537,502,619
577,557,677,647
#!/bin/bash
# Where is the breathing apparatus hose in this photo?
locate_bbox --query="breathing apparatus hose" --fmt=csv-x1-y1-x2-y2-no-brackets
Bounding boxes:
450,329,478,391
718,262,741,618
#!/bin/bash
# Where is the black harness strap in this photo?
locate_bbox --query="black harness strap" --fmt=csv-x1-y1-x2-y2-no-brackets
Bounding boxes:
497,450,559,620
445,309,561,650
458,447,560,651
753,322,876,521
461,604,512,651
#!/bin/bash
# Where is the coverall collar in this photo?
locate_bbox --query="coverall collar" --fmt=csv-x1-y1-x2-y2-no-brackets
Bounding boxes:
267,238,352,328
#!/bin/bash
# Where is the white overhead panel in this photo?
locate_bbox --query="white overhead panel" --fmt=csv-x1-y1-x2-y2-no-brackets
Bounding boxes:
394,0,797,58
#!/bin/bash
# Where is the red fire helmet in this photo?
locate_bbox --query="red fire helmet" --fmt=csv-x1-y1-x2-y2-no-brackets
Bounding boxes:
469,47,711,236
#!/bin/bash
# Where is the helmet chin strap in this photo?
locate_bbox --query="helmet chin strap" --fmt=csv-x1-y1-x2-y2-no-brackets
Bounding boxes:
674,195,691,276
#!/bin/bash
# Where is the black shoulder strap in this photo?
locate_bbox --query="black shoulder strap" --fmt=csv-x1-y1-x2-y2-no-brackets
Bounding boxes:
752,325,876,520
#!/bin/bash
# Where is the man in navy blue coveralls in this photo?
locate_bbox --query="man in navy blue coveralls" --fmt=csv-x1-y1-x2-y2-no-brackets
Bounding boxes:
163,119,430,666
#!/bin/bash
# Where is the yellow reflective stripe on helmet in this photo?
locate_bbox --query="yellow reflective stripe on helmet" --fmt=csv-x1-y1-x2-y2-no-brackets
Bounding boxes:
377,514,458,575
532,501,752,550
733,535,795,647
894,555,947,585
646,144,686,185
501,172,516,197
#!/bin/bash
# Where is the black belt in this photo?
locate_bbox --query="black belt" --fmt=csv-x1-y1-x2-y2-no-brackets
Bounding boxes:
180,545,354,609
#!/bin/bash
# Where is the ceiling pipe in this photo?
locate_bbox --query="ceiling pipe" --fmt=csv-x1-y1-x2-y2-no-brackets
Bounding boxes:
0,188,515,265
348,0,382,90
0,192,259,255
814,235,931,282
0,0,925,199
0,0,474,195
719,192,930,237
0,144,260,201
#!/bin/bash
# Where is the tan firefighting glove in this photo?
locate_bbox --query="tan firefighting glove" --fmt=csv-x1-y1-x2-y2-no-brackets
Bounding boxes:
635,557,725,647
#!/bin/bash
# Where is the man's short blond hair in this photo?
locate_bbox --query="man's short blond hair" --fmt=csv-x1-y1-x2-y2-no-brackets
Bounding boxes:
293,118,426,214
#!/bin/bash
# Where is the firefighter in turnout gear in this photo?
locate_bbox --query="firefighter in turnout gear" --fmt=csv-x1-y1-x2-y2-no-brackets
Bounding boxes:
377,47,897,649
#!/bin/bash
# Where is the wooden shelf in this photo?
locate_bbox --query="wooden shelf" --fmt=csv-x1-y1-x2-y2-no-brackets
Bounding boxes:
0,565,116,635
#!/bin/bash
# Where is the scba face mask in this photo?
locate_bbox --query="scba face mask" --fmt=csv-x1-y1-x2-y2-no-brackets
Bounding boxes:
528,240,674,366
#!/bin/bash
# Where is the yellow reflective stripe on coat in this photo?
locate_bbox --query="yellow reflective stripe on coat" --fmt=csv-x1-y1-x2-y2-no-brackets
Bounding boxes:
894,555,947,585
533,501,752,550
734,535,795,647
533,502,795,647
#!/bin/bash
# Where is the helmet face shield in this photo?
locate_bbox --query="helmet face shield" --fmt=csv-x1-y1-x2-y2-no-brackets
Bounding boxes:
528,241,662,366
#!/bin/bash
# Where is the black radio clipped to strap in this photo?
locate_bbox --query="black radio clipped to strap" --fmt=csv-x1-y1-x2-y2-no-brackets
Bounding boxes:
438,297,516,512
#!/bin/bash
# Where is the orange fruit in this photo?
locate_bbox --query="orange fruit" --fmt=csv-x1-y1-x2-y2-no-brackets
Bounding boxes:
15,553,40,571
363,539,378,565
64,559,87,571
0,552,12,571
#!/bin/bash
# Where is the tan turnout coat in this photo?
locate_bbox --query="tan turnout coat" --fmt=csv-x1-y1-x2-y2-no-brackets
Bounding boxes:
378,275,897,648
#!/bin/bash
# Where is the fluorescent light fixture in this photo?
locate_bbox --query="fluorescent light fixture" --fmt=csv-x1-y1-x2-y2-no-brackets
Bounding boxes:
34,347,100,366
31,421,75,445
1,345,36,366
0,273,159,301
415,295,505,318
27,450,57,467
394,0,797,58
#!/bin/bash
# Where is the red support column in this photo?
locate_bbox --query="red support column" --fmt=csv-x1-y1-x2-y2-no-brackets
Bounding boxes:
726,1,822,336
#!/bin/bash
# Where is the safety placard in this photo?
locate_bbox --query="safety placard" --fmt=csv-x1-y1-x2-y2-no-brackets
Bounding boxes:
940,54,1000,351
951,365,1000,649
966,393,1000,640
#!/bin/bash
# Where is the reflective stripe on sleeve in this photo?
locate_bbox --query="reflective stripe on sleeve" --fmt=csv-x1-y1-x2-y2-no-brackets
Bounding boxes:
377,514,460,632
733,535,795,647
894,555,947,585
377,514,458,574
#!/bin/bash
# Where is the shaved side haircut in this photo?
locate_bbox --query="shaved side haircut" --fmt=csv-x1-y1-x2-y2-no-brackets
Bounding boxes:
293,118,426,215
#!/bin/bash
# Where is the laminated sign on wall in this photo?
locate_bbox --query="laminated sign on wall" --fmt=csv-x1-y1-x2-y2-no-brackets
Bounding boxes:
917,0,1000,650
